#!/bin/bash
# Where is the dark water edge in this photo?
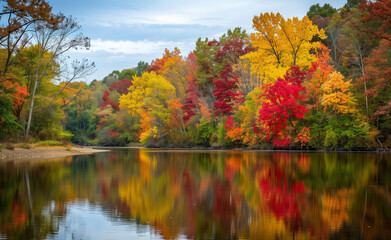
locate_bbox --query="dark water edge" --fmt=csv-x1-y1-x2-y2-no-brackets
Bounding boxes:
90,145,389,152
1,149,390,239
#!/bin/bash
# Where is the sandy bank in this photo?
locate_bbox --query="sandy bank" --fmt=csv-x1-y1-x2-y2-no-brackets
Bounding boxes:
0,146,109,163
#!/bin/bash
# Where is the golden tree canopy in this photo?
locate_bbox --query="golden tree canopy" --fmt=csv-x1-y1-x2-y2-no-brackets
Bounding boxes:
243,12,326,84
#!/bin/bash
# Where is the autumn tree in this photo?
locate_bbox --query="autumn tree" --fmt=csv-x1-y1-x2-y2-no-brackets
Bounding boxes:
359,0,391,42
321,71,357,114
183,28,251,119
303,44,334,113
160,48,189,101
24,16,92,140
109,78,132,95
119,72,184,144
357,40,391,144
0,0,62,74
0,0,62,139
100,90,119,111
243,12,326,84
318,71,369,149
146,48,181,74
258,66,309,147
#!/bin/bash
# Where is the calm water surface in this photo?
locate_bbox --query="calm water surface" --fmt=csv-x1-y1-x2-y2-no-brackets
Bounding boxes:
0,149,390,239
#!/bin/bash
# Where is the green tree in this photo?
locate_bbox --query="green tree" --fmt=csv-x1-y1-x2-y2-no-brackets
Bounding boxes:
119,68,136,80
307,3,337,19
136,61,149,77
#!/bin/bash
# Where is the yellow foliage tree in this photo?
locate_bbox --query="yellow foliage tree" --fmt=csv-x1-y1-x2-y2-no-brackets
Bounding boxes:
243,12,326,84
321,71,357,114
119,71,182,143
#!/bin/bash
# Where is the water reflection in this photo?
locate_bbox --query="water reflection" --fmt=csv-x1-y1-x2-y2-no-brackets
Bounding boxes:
0,150,390,239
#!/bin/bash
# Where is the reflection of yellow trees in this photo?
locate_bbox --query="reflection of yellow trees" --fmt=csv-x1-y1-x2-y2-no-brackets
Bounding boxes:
139,150,156,183
248,212,311,239
321,189,351,232
118,175,174,224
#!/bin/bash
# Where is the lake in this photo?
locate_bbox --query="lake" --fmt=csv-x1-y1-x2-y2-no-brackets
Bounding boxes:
0,149,390,239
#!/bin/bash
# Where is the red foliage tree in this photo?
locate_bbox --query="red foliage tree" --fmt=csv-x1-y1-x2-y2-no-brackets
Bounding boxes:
146,48,181,73
258,66,308,147
213,66,244,116
211,37,251,116
359,0,391,42
100,90,119,111
109,78,132,95
181,52,200,122
182,30,253,120
359,40,391,122
182,78,200,122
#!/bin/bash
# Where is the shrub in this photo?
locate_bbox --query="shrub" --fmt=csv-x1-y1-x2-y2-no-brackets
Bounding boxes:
324,129,337,148
20,143,31,149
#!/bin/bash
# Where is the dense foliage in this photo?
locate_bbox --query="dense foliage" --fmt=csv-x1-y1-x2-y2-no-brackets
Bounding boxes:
1,0,390,150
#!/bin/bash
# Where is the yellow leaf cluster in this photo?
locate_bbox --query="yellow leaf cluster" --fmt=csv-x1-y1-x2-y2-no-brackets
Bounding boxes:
321,71,357,114
119,71,176,115
242,12,326,84
119,71,178,143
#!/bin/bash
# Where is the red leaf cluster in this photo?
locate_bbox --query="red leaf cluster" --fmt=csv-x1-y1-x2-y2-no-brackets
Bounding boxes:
100,90,119,111
108,129,120,137
182,78,201,122
109,78,132,95
213,66,244,116
259,66,308,147
359,0,391,41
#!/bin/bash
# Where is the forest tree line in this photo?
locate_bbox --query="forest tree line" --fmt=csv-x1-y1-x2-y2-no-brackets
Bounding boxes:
1,0,390,150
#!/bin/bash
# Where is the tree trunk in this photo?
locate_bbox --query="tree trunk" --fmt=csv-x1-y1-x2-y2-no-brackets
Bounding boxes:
25,77,39,141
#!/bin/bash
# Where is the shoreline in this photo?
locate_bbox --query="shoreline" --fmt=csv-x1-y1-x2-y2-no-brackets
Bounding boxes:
1,145,389,163
0,146,109,163
89,145,390,153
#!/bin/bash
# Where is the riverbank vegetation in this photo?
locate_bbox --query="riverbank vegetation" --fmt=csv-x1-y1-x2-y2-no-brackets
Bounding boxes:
1,0,390,150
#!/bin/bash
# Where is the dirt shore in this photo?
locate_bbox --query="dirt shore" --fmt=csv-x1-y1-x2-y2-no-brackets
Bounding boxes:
0,146,109,162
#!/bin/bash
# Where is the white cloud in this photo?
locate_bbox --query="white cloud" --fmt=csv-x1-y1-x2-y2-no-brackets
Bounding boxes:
74,39,186,55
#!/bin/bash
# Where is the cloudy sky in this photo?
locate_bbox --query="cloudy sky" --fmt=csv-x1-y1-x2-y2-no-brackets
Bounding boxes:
49,0,347,82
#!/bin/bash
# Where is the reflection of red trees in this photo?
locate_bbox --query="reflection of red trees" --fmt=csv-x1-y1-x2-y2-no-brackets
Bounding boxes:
224,156,241,181
259,164,305,232
97,162,108,200
273,152,290,162
108,153,118,162
182,170,196,238
0,201,27,234
213,180,236,231
11,202,26,227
